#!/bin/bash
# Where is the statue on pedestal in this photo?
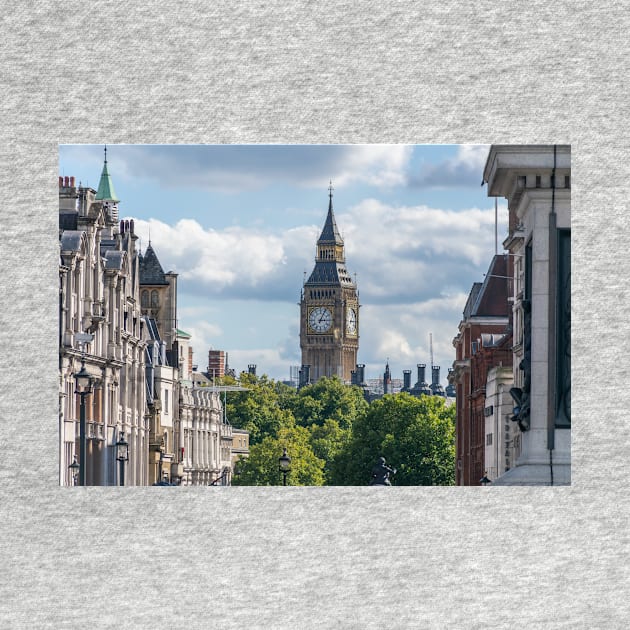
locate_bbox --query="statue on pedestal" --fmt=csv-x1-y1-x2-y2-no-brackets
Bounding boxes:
369,457,396,486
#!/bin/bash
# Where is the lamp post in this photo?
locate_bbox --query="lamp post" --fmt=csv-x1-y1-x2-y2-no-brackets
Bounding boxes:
115,431,129,486
68,455,80,486
158,437,165,482
278,447,291,486
74,359,95,486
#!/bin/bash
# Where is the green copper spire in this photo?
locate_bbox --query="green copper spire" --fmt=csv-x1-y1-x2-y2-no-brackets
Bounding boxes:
95,146,120,202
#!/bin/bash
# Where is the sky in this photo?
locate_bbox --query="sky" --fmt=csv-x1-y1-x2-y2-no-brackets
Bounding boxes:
58,144,507,384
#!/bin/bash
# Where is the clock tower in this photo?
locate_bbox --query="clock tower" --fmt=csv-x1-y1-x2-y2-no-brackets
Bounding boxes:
300,184,359,383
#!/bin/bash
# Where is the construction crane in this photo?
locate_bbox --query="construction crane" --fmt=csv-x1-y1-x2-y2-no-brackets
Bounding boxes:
429,332,434,367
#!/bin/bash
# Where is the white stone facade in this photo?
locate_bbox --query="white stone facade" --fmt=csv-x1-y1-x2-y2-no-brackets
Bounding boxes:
59,179,148,486
484,366,517,481
484,145,571,485
177,335,232,486
59,158,246,486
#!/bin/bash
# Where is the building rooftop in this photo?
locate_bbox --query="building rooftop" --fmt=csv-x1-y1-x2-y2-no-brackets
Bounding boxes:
139,244,169,286
94,147,120,203
318,190,343,244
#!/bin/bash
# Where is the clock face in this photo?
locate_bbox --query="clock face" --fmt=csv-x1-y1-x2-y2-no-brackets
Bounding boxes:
308,306,332,333
346,307,357,334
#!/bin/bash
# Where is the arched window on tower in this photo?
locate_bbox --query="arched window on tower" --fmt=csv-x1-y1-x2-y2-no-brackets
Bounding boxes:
151,290,159,307
141,290,149,308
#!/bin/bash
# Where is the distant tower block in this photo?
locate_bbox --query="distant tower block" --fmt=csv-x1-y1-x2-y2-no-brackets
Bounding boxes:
298,364,311,389
383,360,392,395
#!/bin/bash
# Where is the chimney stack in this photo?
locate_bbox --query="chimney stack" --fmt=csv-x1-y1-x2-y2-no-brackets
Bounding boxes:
403,370,412,391
416,363,426,387
431,365,440,387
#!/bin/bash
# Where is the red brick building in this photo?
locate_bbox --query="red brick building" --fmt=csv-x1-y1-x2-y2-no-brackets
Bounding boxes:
450,254,512,485
207,349,226,380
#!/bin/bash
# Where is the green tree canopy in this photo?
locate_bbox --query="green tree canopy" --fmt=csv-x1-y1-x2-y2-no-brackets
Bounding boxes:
308,419,351,484
233,425,325,486
329,393,455,486
225,374,296,445
291,376,368,430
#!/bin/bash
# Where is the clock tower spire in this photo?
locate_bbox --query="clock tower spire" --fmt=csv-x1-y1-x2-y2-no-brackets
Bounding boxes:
299,184,359,384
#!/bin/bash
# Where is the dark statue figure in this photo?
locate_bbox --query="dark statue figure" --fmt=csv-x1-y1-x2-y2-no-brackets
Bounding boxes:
369,457,396,486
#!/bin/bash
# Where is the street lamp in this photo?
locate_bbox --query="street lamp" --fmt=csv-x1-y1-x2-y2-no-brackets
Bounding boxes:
68,455,80,486
74,358,95,486
115,431,129,486
278,447,291,486
158,437,165,482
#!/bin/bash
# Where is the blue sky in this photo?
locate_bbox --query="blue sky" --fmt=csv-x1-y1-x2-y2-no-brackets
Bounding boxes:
59,144,507,383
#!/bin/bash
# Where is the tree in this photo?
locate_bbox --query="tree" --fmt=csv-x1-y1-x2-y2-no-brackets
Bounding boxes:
329,393,456,486
225,374,296,445
308,419,351,484
291,376,368,430
233,425,325,486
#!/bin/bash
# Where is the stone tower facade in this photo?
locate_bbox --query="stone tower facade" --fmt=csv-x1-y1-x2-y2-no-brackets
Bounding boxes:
299,186,359,383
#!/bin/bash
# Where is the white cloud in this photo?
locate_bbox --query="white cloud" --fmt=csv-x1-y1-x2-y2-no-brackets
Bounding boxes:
132,197,506,311
357,298,466,375
331,145,413,188
65,144,414,193
410,144,490,188
340,199,506,301
136,218,296,293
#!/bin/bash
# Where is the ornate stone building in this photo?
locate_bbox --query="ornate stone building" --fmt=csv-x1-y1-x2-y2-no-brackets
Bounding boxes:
177,334,234,486
139,244,180,484
299,186,359,383
60,149,241,486
483,144,571,485
59,153,148,486
139,244,233,486
450,254,512,485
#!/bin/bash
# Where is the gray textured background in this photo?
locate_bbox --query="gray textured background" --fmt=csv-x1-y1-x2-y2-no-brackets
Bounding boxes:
0,2,625,628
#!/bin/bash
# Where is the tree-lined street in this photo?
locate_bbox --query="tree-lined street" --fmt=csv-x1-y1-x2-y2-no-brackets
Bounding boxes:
226,375,455,486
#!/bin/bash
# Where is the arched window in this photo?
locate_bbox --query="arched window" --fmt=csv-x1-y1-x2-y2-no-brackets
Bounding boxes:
141,290,149,308
151,290,159,307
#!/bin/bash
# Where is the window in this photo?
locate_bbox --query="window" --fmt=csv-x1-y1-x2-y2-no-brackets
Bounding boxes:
555,229,571,428
164,389,169,414
486,433,493,446
535,175,541,188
